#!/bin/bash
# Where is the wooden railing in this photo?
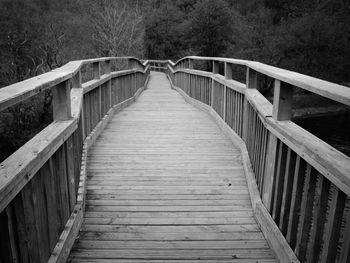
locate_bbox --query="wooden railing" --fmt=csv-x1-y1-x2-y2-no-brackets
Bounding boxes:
165,56,350,263
0,56,150,263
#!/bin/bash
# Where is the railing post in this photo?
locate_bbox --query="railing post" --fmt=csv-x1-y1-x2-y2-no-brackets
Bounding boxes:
212,60,219,74
52,80,71,121
262,79,293,211
105,60,111,75
72,71,85,139
93,61,102,120
272,80,293,121
223,62,232,121
211,61,219,107
188,59,193,69
93,62,101,79
106,60,113,109
242,67,257,141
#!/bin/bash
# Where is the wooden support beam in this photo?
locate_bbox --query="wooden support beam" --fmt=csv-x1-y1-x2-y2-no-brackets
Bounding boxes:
52,80,71,121
93,62,100,79
242,67,258,142
212,61,219,74
105,60,111,75
225,63,233,80
246,67,258,89
188,59,193,69
263,134,278,211
273,80,293,121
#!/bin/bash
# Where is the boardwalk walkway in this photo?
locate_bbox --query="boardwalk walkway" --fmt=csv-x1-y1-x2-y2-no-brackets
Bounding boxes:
69,72,276,262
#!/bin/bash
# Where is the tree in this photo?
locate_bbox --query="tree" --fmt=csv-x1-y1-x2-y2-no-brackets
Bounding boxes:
188,0,232,57
143,0,192,59
89,0,144,57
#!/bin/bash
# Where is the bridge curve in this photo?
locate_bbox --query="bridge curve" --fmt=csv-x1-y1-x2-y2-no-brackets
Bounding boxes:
1,56,350,263
69,72,275,262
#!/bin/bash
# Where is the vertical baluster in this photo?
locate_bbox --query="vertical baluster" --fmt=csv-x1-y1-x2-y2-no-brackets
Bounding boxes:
279,148,297,235
320,187,345,263
295,165,317,262
272,142,288,224
262,79,293,211
286,156,306,248
306,174,330,263
211,61,219,108
339,206,350,263
224,62,232,121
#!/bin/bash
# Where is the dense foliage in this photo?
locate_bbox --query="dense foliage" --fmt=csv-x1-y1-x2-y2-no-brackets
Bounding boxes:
0,0,349,161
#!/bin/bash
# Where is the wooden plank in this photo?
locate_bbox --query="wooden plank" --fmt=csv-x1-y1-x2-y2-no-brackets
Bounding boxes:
5,205,19,263
339,204,350,263
0,208,15,263
47,204,84,263
70,249,275,260
81,224,261,233
69,72,276,262
52,80,72,121
262,134,278,211
31,171,50,262
266,117,350,197
0,61,80,112
272,142,288,224
272,80,293,121
286,156,306,249
12,194,30,263
255,203,299,263
65,137,76,212
320,186,345,263
52,146,70,229
0,120,76,213
69,259,276,263
278,148,297,235
21,182,41,263
295,164,317,261
78,231,265,241
305,174,330,263
74,240,269,250
41,159,60,252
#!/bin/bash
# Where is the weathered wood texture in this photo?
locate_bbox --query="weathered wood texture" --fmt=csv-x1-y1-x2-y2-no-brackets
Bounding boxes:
0,58,149,263
172,57,350,263
69,72,276,262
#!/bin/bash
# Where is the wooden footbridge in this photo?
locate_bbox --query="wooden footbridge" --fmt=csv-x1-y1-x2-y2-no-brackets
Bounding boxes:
0,56,350,263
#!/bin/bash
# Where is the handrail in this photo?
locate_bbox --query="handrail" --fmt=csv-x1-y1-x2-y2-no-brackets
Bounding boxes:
0,56,146,111
171,66,350,196
0,56,150,263
173,56,350,106
166,56,350,263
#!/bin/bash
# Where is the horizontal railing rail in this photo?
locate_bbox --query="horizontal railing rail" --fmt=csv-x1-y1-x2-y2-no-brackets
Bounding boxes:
0,56,150,263
166,56,350,263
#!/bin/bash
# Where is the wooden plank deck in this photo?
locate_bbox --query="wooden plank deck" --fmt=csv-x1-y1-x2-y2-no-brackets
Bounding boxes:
69,72,276,262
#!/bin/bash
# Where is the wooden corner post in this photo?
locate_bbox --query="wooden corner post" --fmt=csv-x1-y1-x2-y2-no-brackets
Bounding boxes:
242,67,258,142
223,62,232,121
52,80,71,121
263,79,293,211
105,60,111,75
188,59,193,69
211,61,219,107
106,60,112,109
93,62,101,79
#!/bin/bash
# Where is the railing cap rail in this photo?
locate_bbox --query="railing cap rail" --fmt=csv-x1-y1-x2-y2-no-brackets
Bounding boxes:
171,56,350,107
0,57,146,112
